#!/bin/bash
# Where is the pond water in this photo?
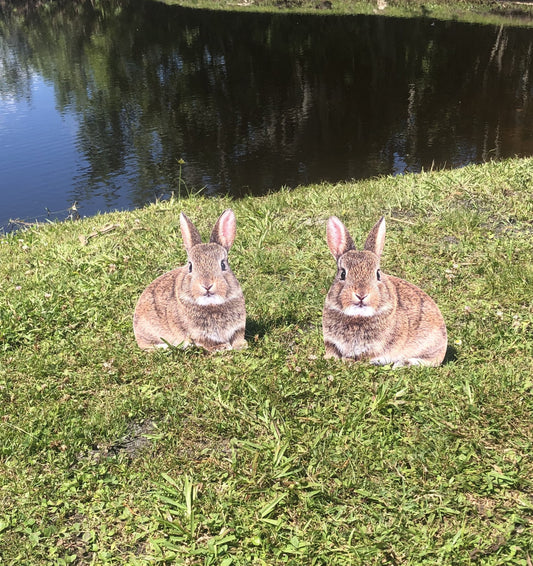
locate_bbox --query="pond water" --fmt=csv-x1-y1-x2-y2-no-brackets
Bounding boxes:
1,0,533,230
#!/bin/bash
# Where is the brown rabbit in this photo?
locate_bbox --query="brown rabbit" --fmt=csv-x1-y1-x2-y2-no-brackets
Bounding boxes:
322,216,447,367
133,209,247,351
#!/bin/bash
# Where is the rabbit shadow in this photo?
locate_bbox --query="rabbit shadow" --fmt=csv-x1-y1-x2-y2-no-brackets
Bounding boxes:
443,344,458,365
245,312,303,341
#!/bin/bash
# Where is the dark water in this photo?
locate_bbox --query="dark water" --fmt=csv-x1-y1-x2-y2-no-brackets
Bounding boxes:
1,0,533,229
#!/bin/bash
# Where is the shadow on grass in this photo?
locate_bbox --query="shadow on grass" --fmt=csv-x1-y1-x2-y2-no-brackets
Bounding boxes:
245,313,304,340
443,344,458,365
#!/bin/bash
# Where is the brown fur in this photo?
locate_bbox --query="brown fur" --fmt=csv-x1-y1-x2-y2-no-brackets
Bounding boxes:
322,216,447,367
133,210,246,351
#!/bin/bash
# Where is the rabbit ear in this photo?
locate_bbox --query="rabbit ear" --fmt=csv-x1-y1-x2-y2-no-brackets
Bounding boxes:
326,216,355,260
210,209,236,250
180,212,203,251
363,217,386,257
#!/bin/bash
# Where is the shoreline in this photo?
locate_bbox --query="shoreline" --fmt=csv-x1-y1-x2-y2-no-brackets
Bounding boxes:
159,0,533,26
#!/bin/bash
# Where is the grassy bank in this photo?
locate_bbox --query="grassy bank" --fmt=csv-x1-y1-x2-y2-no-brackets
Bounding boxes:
1,159,533,564
160,0,533,27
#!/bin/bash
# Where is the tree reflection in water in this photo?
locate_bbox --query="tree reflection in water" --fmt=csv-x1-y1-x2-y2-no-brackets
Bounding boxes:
1,0,533,223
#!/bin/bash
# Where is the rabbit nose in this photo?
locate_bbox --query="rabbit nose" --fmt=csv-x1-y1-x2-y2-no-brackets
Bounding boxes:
355,293,367,302
202,283,214,292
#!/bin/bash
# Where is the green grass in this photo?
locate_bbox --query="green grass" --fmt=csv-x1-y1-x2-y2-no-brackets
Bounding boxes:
1,158,532,564
160,0,533,28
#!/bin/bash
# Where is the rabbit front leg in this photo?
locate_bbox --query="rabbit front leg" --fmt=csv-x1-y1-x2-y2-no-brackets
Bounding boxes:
231,331,248,350
324,340,343,359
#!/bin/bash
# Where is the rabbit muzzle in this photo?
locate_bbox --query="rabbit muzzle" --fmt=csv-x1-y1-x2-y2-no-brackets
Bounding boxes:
337,287,377,317
343,298,376,317
194,281,226,305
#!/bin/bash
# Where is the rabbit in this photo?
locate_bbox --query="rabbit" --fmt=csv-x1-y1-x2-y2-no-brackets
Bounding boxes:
322,216,447,367
133,209,247,352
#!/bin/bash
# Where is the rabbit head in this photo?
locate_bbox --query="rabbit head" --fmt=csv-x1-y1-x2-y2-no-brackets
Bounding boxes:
326,215,387,317
179,209,241,306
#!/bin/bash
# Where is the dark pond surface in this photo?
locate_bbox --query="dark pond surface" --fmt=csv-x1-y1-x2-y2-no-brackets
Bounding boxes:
1,0,533,230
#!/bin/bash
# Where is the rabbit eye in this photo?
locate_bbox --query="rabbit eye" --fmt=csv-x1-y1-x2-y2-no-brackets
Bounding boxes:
339,268,346,281
221,260,227,271
376,269,381,281
188,262,193,273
